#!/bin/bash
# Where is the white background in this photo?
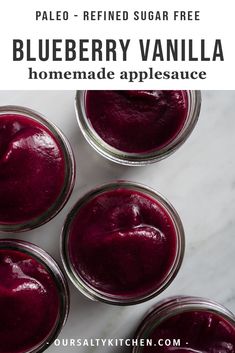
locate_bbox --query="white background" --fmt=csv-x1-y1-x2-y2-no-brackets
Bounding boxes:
0,90,235,352
0,0,234,89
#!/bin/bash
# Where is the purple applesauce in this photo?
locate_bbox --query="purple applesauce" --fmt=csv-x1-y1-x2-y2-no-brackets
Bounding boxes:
85,90,188,153
142,309,235,353
0,249,60,353
68,187,178,298
0,113,66,225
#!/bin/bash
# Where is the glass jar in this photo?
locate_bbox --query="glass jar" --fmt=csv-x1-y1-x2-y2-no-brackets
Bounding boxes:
75,90,201,166
61,181,185,305
0,238,70,353
0,105,75,232
132,296,235,353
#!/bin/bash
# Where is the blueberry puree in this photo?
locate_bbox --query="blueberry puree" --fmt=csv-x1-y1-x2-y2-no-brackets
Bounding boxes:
0,113,65,224
85,90,188,153
142,310,235,353
68,188,177,297
0,249,60,353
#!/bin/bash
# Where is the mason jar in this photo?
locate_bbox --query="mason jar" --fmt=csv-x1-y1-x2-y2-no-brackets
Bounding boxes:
0,105,75,232
61,181,185,305
0,238,70,353
132,296,235,352
75,90,201,165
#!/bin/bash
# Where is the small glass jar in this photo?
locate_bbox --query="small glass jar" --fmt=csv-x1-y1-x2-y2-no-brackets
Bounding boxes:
61,181,185,305
0,238,70,353
0,105,75,232
75,90,201,166
132,296,235,353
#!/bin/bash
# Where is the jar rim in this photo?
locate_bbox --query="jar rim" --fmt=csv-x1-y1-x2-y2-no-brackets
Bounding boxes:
61,180,185,305
75,90,201,166
132,295,235,353
0,238,70,353
0,105,76,232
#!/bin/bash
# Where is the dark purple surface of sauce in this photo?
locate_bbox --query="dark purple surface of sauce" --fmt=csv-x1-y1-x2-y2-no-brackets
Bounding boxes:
143,310,235,353
0,249,60,353
0,114,65,224
85,90,188,153
69,188,177,297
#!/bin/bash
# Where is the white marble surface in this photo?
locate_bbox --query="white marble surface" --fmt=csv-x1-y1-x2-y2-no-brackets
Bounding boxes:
0,91,235,352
